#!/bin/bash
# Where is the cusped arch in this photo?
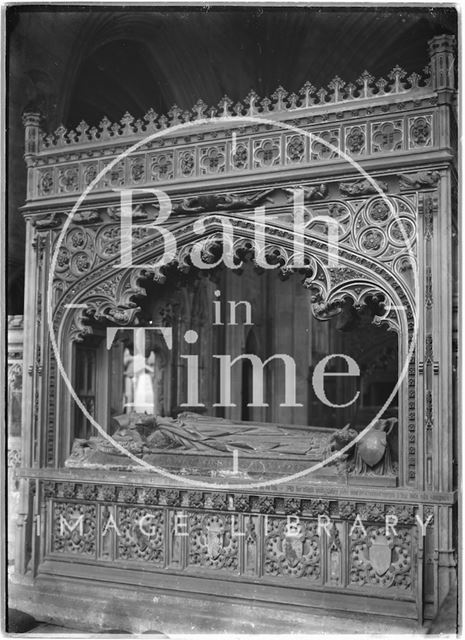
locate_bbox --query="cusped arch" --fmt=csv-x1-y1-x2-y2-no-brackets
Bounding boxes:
54,213,414,345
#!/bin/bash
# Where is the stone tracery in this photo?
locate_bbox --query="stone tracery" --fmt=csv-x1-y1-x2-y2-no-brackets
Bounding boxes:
12,32,457,629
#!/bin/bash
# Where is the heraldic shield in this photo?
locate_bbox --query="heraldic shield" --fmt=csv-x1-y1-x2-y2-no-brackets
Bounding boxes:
206,520,224,560
368,534,393,577
284,535,304,568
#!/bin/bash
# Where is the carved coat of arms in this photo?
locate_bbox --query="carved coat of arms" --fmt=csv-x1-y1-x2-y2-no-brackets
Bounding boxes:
283,527,305,568
206,521,224,560
368,534,393,576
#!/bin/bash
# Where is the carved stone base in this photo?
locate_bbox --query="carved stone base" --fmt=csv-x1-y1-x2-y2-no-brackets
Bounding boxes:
13,471,456,627
9,573,421,635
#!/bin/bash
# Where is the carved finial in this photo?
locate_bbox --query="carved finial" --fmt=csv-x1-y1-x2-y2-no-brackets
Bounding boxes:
168,104,182,125
260,96,272,113
110,121,120,137
357,71,375,99
218,95,233,117
158,114,168,129
288,92,299,109
120,112,135,136
144,108,159,130
328,76,345,102
89,126,99,141
388,65,407,93
299,81,316,108
407,72,421,90
271,86,288,111
37,130,47,151
54,124,68,147
344,83,356,100
67,127,79,144
420,63,431,89
192,99,208,120
133,118,144,133
181,110,191,123
99,115,112,140
233,101,243,116
44,133,54,148
375,77,388,95
76,120,89,143
316,88,328,104
244,90,260,116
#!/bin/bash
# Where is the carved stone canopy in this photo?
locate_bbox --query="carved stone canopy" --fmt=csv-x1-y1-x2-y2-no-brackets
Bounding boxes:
49,204,414,344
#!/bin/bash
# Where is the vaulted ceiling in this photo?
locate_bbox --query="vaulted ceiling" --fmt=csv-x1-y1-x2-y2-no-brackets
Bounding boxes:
7,6,457,313
66,7,457,126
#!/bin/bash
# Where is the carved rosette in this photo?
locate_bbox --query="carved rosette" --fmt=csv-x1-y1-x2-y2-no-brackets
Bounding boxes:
230,142,249,170
344,124,367,155
408,115,433,148
285,134,306,163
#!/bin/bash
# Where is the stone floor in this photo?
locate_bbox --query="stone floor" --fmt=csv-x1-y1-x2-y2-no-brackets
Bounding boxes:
426,582,458,635
10,623,101,635
7,619,168,637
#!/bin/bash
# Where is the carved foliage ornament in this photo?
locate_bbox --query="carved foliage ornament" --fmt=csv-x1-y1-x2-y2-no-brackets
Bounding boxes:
49,202,414,344
350,526,413,590
46,490,423,592
265,518,320,579
44,482,420,524
33,59,431,152
117,506,164,564
30,108,435,199
52,502,96,556
345,125,366,155
408,115,433,148
189,513,238,570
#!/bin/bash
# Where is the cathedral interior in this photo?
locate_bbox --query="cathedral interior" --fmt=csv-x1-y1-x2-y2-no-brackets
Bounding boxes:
7,6,457,313
6,6,459,635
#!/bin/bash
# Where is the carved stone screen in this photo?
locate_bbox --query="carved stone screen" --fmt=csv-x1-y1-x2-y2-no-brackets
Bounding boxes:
6,6,458,637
